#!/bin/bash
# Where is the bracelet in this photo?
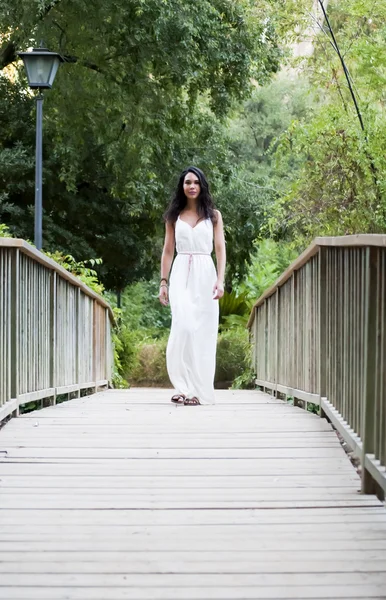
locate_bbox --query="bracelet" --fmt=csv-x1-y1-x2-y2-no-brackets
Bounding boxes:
160,277,168,285
160,284,168,288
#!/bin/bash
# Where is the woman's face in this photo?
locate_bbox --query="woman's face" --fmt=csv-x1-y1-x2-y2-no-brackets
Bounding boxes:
183,172,201,201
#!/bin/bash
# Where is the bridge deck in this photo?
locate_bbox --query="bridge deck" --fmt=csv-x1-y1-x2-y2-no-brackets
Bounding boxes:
0,388,385,599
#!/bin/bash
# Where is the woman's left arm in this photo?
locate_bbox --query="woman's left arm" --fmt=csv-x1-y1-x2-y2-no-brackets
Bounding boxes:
213,210,226,300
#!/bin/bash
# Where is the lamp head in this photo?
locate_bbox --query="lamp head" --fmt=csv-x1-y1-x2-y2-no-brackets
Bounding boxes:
18,46,64,90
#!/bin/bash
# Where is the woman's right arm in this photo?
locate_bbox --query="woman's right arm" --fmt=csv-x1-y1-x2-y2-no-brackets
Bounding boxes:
159,220,175,306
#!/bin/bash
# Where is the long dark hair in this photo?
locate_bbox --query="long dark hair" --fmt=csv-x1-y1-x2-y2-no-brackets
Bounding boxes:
164,166,217,224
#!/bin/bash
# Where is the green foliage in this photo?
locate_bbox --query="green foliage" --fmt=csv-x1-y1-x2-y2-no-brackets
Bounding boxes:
231,368,256,390
215,75,314,282
267,0,386,242
270,105,386,243
106,280,171,332
115,324,253,389
112,326,145,386
106,280,173,386
0,0,285,291
306,0,386,103
215,327,251,385
0,223,11,237
44,251,105,295
235,239,298,302
130,335,170,387
111,331,129,389
219,290,250,325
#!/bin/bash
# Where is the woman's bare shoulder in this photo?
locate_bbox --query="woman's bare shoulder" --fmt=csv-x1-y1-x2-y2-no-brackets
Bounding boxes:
214,209,223,223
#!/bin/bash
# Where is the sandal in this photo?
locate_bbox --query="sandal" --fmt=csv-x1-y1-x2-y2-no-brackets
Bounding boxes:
184,397,200,406
171,393,185,404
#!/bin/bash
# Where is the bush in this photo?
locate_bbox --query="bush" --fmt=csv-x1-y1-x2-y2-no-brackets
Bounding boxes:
130,335,170,387
215,327,252,387
120,326,254,390
0,223,11,237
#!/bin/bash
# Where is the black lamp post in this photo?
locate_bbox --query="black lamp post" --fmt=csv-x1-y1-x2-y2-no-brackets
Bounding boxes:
18,45,64,250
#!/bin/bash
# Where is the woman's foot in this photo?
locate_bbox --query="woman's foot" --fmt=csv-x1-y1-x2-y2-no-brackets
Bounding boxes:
171,393,185,404
184,397,200,405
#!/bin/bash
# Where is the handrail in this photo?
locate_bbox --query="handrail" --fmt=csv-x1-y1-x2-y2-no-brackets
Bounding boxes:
248,235,386,496
0,238,114,318
0,239,114,422
248,234,386,322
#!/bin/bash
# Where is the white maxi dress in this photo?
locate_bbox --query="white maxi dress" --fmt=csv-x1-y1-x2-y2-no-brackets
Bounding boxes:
166,216,219,404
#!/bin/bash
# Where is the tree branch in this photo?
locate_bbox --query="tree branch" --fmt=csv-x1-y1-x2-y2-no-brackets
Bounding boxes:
64,55,104,74
0,41,17,70
0,0,62,70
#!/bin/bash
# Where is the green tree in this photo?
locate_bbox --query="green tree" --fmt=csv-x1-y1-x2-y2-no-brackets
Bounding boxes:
0,0,284,291
211,76,313,282
268,0,386,243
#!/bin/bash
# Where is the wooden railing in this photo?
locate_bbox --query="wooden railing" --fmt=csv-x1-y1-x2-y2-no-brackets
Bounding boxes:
0,239,114,422
248,235,386,496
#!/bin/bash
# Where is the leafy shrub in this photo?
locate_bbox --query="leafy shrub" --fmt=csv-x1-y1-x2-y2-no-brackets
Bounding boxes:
118,326,254,390
111,331,128,389
130,335,170,387
0,223,11,237
215,327,251,386
234,238,297,303
231,368,256,390
106,280,171,333
114,325,149,383
219,290,250,326
45,252,105,296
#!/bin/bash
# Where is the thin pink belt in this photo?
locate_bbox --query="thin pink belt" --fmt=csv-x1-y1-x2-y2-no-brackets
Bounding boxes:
178,251,211,256
177,251,211,287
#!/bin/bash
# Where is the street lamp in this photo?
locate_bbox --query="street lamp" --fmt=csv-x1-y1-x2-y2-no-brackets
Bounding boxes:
18,45,64,250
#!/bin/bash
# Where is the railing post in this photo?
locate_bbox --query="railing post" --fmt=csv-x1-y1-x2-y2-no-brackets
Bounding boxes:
105,308,110,384
50,271,57,405
253,308,258,380
291,271,297,392
76,288,81,398
263,299,268,392
275,288,280,396
361,246,378,493
92,299,98,393
10,249,20,414
318,248,327,416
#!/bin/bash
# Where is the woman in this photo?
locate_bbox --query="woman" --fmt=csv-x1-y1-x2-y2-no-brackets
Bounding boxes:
159,166,226,405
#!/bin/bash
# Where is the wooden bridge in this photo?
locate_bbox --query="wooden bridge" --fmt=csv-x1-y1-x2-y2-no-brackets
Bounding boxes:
1,236,386,599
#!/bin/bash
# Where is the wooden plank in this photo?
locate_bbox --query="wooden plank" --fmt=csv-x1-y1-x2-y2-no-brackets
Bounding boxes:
0,475,361,488
3,538,386,552
2,524,386,540
0,438,343,449
17,388,55,404
1,559,386,575
0,587,386,600
2,572,386,586
3,520,386,535
1,507,384,526
0,465,360,477
1,499,380,510
0,585,386,599
0,447,347,459
1,553,386,568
